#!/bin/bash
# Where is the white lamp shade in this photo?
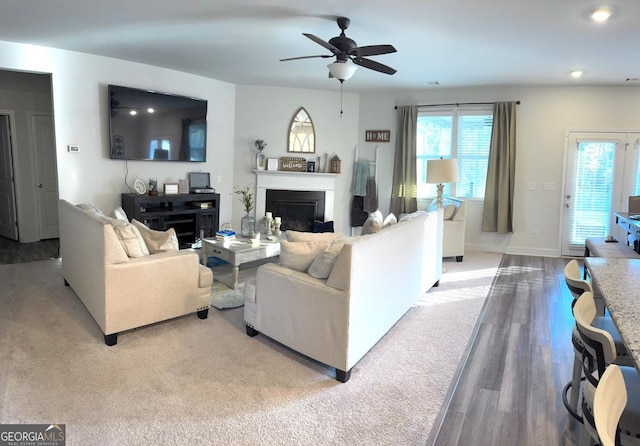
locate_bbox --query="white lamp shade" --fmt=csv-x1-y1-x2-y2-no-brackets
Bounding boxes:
426,158,459,184
327,60,357,81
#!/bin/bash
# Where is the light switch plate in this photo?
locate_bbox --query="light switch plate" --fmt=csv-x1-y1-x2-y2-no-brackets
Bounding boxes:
67,144,79,153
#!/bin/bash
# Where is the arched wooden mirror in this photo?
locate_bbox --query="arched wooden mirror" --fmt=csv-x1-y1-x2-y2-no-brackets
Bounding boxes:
288,107,315,153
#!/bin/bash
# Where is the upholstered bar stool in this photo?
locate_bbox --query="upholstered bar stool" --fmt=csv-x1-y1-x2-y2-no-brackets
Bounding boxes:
562,260,631,419
573,292,640,446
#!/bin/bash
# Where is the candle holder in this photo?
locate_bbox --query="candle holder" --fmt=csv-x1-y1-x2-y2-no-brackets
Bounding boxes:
273,217,282,235
264,212,273,236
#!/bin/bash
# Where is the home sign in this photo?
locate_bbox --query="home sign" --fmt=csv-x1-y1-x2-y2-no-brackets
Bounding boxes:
365,130,391,142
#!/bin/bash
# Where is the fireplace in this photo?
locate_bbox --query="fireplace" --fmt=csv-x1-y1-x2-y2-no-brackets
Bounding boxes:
266,190,325,232
254,170,336,233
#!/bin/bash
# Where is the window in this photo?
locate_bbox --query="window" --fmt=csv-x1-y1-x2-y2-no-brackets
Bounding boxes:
569,141,616,243
417,106,493,199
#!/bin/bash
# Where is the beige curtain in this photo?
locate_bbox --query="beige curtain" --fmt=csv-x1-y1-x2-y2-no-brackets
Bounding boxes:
390,105,418,216
482,101,517,233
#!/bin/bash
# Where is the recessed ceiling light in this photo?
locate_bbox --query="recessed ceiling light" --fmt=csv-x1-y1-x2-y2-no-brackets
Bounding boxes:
570,70,584,79
591,7,612,22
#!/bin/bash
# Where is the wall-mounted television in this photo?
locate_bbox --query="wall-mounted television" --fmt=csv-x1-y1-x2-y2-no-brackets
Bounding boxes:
108,84,208,162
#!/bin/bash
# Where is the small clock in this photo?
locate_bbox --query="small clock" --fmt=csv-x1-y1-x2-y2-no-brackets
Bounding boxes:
134,178,147,195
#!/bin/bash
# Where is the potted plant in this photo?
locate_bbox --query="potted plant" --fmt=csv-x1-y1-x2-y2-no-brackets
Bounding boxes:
235,185,255,236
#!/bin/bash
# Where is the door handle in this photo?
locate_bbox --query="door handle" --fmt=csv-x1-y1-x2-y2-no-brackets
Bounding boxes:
37,184,43,188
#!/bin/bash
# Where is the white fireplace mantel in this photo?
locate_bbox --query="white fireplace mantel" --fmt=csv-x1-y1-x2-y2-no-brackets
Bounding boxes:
254,170,337,222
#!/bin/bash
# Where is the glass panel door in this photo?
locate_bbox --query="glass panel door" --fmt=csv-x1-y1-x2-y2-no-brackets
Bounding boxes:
561,132,640,256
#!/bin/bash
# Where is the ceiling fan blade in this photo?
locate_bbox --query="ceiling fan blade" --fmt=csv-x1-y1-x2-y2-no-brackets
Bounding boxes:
303,33,340,54
353,57,397,75
354,44,397,57
280,55,333,62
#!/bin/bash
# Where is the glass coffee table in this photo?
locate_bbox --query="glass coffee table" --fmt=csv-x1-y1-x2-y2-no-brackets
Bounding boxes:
202,237,281,289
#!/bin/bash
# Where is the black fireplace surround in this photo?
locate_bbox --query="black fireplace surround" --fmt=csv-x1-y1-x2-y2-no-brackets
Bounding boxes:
265,189,325,232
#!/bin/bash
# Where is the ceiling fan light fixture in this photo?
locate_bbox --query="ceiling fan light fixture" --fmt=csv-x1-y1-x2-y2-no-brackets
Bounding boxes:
327,60,357,81
590,7,612,22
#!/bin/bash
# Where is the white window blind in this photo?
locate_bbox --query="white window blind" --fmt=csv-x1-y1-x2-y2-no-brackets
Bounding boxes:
416,107,493,199
569,141,616,244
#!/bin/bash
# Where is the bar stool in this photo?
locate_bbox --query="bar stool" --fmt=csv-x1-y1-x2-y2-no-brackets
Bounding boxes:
562,260,632,421
594,364,626,446
573,292,640,446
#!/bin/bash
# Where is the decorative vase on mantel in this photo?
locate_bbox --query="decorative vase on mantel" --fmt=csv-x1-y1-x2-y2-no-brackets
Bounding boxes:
241,213,255,237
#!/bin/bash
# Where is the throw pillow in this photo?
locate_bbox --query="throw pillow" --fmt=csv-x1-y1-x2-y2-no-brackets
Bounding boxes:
383,213,397,228
312,220,334,233
286,231,342,243
361,210,383,235
279,240,331,272
110,218,149,258
112,206,129,222
131,219,179,253
308,239,345,279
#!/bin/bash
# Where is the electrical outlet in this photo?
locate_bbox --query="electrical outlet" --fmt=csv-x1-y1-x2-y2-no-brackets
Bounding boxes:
532,230,539,239
217,175,222,183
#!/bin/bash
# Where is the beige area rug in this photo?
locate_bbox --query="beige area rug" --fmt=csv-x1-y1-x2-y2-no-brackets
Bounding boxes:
209,258,278,310
0,252,502,446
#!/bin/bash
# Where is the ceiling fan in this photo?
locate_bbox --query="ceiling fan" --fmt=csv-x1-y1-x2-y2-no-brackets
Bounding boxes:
280,17,397,82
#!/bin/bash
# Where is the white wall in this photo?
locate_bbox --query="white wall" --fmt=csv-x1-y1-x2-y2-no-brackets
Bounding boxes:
5,37,640,256
358,86,640,256
0,40,237,232
233,85,359,235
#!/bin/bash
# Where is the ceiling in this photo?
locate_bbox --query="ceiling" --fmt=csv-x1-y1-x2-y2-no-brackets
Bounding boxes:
1,0,639,93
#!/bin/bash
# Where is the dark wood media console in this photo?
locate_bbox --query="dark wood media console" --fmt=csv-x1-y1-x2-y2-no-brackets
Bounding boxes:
121,192,220,248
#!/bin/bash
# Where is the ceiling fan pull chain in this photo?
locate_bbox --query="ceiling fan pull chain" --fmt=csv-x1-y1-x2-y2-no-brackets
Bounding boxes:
340,81,344,118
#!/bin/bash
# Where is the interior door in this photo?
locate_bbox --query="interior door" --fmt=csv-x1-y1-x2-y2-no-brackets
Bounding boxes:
561,131,640,256
29,112,59,239
0,114,18,240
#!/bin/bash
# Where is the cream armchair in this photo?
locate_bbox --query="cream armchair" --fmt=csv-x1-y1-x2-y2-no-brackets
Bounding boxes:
58,200,213,345
426,197,465,262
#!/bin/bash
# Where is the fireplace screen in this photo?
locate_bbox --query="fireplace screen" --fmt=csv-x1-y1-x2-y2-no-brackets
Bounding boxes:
266,189,325,232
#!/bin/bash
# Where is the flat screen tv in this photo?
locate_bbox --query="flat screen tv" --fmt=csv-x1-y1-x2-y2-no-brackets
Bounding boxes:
108,84,208,162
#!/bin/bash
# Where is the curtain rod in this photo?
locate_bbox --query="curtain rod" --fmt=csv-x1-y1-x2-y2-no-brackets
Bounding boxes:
394,100,520,109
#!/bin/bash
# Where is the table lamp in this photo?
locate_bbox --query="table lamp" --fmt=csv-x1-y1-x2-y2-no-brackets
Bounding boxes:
426,158,459,208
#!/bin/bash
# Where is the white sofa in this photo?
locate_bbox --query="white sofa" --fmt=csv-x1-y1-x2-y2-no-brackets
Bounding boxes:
244,209,443,382
58,199,213,345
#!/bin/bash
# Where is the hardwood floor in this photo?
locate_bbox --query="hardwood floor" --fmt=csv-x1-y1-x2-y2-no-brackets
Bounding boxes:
429,254,582,446
0,236,60,265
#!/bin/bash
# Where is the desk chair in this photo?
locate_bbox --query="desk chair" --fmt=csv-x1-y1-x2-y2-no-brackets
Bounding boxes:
573,292,640,446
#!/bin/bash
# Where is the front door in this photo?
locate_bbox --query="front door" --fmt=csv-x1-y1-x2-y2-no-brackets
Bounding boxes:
561,131,640,256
